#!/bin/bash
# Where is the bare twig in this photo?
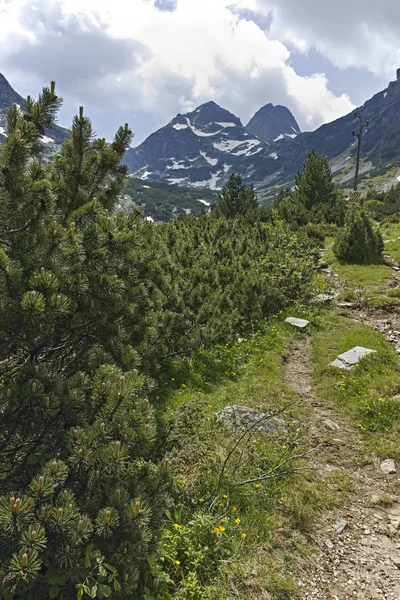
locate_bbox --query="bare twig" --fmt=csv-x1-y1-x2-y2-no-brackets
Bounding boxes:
217,402,297,490
234,446,321,486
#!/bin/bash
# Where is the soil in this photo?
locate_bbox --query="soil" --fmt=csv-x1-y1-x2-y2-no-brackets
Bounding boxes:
284,340,400,600
282,250,400,599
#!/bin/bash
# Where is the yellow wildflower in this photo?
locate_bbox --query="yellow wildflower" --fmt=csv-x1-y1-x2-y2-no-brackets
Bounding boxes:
223,494,228,499
232,506,237,512
220,518,225,523
214,527,221,535
199,498,205,503
173,524,180,530
175,560,181,565
282,445,287,449
235,518,241,525
280,497,288,503
219,526,225,532
241,533,247,539
255,483,261,489
219,502,225,508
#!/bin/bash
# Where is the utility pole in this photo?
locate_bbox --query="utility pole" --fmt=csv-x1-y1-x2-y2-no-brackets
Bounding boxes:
352,112,369,192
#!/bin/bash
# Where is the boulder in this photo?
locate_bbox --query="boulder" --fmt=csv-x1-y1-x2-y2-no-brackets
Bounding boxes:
285,317,309,329
216,405,287,435
330,346,376,369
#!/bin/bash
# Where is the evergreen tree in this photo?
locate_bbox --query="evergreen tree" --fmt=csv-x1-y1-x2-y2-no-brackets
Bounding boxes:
333,209,384,263
294,149,345,225
0,84,170,599
213,173,258,218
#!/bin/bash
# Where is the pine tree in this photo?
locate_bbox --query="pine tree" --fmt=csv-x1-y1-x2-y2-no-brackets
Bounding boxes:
333,209,384,263
213,173,258,218
294,149,345,225
0,84,170,598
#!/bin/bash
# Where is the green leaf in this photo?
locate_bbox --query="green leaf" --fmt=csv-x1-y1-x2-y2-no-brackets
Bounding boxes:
97,584,112,598
89,584,98,598
113,579,122,592
49,585,60,599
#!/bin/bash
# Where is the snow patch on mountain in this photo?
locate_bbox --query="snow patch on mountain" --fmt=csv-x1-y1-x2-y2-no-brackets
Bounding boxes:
172,122,189,130
200,151,218,166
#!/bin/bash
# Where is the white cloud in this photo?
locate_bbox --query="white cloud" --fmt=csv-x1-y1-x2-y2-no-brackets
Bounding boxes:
255,0,400,79
0,0,356,141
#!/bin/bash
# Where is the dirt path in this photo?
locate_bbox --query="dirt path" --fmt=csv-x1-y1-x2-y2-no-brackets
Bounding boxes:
284,340,400,600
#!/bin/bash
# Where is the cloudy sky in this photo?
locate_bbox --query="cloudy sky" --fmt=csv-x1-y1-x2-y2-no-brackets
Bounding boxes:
0,0,399,145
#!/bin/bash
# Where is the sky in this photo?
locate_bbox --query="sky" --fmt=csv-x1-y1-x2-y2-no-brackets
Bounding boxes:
0,0,398,146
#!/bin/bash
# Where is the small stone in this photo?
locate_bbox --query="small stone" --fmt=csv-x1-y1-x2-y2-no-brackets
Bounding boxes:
323,418,340,432
380,459,397,475
334,518,349,534
325,539,334,549
285,317,310,329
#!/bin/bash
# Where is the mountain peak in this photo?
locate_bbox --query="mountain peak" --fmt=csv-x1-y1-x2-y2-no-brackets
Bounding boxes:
0,73,25,110
246,104,300,143
189,101,242,128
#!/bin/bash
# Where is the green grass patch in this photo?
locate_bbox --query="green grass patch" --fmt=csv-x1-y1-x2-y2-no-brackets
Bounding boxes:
324,247,391,289
156,321,348,600
312,314,400,460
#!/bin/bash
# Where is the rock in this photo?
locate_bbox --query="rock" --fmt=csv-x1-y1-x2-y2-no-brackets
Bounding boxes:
325,539,334,549
394,266,400,271
311,294,335,304
336,301,356,308
216,405,287,435
330,346,376,369
380,459,397,475
334,519,348,534
323,419,340,431
285,317,309,329
321,268,331,274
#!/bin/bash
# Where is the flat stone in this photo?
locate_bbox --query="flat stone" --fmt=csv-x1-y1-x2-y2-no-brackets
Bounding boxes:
334,518,348,534
285,317,309,329
393,266,400,272
311,294,335,304
380,459,397,475
216,405,287,435
323,418,340,431
330,346,376,369
325,539,334,549
336,301,356,308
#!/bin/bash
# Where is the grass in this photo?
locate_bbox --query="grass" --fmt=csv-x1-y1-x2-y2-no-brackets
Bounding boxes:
311,314,400,460
161,320,348,599
324,247,391,289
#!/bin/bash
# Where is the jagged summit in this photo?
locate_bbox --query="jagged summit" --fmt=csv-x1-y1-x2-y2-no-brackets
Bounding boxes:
245,103,300,143
0,73,24,110
123,101,270,189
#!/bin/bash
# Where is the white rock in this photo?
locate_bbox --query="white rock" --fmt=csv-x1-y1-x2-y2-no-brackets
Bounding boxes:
380,459,397,475
330,346,376,369
323,419,340,431
285,317,310,329
334,518,348,534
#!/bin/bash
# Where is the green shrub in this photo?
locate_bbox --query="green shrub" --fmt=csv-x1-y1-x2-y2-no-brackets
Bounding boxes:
333,209,384,263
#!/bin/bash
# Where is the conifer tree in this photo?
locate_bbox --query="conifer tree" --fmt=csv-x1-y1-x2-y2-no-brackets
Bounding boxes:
294,149,345,225
333,209,384,263
0,84,170,599
213,173,258,218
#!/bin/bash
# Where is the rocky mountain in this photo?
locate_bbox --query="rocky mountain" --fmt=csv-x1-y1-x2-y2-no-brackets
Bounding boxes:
124,72,400,194
122,101,279,189
0,73,70,152
260,73,400,190
245,103,300,144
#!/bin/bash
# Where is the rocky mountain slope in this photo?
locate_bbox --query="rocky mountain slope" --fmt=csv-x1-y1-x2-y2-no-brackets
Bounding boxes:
125,72,400,194
0,73,70,152
122,101,280,189
245,103,300,144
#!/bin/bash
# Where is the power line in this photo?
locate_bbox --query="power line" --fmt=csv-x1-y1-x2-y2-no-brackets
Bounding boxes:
366,93,400,123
